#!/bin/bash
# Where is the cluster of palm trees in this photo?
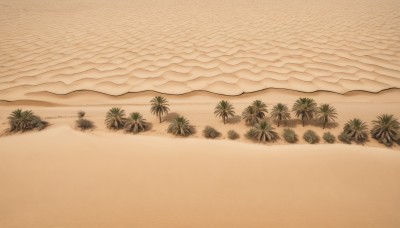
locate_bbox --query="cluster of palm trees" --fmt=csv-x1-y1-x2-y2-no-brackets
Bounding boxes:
4,95,400,147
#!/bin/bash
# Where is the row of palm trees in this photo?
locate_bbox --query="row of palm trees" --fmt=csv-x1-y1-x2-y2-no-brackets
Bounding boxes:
5,96,400,146
215,98,337,129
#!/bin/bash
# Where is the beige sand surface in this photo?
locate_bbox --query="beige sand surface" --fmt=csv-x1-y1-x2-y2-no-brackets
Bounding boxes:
1,126,400,228
1,0,400,100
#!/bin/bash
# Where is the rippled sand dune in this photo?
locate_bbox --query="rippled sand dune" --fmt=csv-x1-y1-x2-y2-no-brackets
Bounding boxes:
1,0,400,101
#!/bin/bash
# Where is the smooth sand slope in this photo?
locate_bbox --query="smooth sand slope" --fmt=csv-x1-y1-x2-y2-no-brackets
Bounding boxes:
1,126,400,228
1,0,400,101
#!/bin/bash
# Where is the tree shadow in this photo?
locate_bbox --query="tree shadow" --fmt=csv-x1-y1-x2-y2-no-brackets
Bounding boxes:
163,112,179,123
226,115,241,124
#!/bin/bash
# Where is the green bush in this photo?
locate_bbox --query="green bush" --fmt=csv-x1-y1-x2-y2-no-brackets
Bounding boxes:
8,109,48,132
323,132,336,143
283,128,297,143
227,130,239,140
303,130,319,144
338,131,351,144
203,126,221,139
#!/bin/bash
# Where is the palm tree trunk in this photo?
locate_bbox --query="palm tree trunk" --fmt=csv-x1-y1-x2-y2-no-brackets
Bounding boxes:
302,116,305,127
159,115,162,123
278,119,280,127
223,116,226,124
323,120,326,129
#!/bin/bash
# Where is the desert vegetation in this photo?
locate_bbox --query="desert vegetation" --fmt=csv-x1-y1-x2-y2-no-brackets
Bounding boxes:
292,97,317,127
214,100,235,124
125,112,148,133
227,130,239,140
271,103,291,127
168,116,193,136
282,128,297,143
246,120,278,143
341,118,368,144
303,130,319,144
371,114,400,146
150,96,170,123
7,109,48,132
203,126,221,139
105,107,126,130
316,104,338,129
323,132,336,143
76,111,94,131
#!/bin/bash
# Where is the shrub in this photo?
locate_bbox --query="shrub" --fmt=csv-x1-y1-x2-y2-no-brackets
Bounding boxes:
283,128,297,143
76,118,94,130
303,130,319,144
338,131,351,144
78,111,85,119
203,126,220,139
228,130,239,140
8,109,48,132
323,132,336,143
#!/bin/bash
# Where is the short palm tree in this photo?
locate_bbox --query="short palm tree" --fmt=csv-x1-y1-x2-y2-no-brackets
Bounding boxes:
242,106,259,126
124,112,147,133
292,97,317,127
270,103,291,127
214,100,235,124
316,104,338,129
371,114,400,146
343,118,368,143
168,116,193,136
105,107,126,129
250,120,278,142
150,96,170,123
252,100,268,119
8,109,38,132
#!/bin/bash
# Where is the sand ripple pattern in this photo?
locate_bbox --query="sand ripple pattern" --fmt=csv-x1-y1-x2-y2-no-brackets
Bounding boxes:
1,0,400,99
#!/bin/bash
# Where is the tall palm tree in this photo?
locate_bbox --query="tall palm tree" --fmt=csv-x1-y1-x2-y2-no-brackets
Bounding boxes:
214,100,235,124
343,118,368,143
292,97,317,127
250,120,278,142
124,112,148,133
371,114,400,146
150,96,170,123
242,106,259,126
168,116,193,136
105,107,126,130
316,104,338,129
270,103,291,127
252,100,268,119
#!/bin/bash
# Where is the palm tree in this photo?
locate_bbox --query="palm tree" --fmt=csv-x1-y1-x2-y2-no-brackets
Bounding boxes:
250,120,278,142
242,106,259,126
8,109,45,132
292,97,317,127
252,100,268,119
105,107,126,130
316,104,338,129
270,103,291,127
150,96,170,123
371,114,400,146
168,116,193,136
214,100,235,124
343,118,368,143
125,112,148,133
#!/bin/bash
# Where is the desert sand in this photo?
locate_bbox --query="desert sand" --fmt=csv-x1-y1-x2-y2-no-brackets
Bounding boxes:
1,0,400,227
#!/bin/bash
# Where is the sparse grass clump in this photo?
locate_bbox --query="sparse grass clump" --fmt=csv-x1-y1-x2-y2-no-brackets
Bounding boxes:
203,126,221,139
78,111,85,119
8,109,48,132
323,132,335,143
303,130,319,144
227,130,239,140
283,128,297,143
76,118,94,130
